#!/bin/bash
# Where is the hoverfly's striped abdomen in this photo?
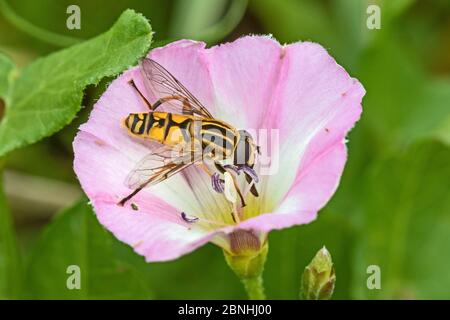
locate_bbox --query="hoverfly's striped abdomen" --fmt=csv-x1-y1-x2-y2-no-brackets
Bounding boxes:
123,112,239,161
123,112,191,146
123,112,150,135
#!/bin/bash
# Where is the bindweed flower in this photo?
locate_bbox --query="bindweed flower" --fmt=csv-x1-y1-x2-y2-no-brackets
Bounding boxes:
73,36,364,296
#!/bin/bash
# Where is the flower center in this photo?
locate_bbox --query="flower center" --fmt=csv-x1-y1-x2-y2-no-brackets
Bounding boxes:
179,164,260,229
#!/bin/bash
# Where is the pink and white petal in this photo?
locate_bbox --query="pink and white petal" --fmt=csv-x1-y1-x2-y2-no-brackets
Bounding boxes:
73,130,198,219
74,131,138,204
74,132,221,262
79,67,147,152
92,200,217,262
279,143,347,214
260,42,365,212
204,35,283,129
235,142,346,233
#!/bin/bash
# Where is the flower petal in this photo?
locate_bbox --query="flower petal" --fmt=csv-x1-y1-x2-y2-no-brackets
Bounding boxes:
147,40,216,113
236,143,346,232
74,131,219,262
259,42,365,214
237,42,365,233
204,35,283,129
93,201,216,262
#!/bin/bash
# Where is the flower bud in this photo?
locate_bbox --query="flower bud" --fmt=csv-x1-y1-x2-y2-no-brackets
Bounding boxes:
301,246,336,300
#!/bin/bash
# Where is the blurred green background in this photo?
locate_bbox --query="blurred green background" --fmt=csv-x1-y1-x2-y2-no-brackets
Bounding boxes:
0,0,449,299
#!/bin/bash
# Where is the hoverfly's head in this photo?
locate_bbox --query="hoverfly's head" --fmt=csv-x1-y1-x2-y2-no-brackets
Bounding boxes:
235,130,259,168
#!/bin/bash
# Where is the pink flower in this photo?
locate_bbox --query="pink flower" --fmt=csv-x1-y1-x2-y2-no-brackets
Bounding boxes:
73,36,364,262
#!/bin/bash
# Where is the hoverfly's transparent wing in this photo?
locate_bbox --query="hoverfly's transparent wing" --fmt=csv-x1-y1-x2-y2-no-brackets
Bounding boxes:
119,144,201,206
140,58,214,119
125,144,197,190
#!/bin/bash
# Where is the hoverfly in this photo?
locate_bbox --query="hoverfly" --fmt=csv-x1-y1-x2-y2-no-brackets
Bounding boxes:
118,59,260,208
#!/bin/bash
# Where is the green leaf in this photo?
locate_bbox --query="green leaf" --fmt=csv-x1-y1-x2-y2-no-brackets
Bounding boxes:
0,53,17,101
250,0,333,45
0,174,22,299
352,141,450,299
358,33,450,148
250,0,416,71
417,79,450,146
25,201,153,299
0,9,152,157
432,112,450,145
0,0,171,51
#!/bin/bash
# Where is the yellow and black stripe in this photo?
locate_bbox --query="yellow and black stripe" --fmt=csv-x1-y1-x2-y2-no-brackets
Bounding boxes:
123,112,239,160
199,121,236,160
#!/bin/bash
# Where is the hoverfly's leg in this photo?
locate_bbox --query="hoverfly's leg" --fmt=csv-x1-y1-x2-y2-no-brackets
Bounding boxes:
239,165,259,197
244,173,259,197
128,80,192,114
117,181,150,206
214,162,226,174
128,79,153,110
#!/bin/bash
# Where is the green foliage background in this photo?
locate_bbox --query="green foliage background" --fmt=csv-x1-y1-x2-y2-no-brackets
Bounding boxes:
0,0,449,299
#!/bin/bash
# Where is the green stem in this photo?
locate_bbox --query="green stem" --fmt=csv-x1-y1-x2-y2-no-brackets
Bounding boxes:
170,0,248,44
197,0,248,44
242,276,266,300
0,0,81,47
